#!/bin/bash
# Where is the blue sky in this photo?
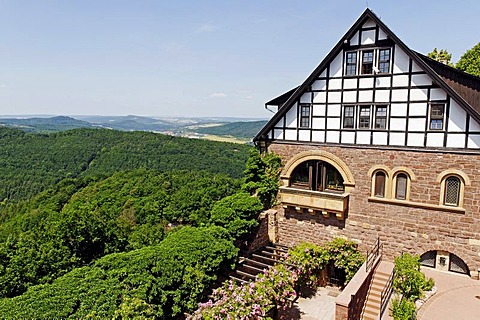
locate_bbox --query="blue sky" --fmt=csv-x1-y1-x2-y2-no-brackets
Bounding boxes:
0,0,478,118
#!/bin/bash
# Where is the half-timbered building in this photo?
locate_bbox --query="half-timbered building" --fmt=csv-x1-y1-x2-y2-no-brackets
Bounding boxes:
254,9,480,278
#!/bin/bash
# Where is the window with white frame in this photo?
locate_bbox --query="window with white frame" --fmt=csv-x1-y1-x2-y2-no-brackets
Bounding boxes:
344,48,392,76
359,106,371,129
342,105,389,129
429,104,445,130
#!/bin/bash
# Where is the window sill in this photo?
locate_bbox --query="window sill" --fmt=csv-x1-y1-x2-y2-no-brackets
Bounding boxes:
368,196,466,214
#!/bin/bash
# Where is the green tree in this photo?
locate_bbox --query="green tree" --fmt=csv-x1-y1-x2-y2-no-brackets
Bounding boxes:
427,48,453,66
456,42,480,77
210,192,263,238
393,253,434,301
242,148,282,209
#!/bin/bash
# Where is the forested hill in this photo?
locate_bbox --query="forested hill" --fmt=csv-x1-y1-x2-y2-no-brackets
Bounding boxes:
0,127,250,202
193,120,267,139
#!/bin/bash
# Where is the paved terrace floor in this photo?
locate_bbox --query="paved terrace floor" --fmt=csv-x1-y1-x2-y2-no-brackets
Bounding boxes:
417,267,480,320
277,286,338,320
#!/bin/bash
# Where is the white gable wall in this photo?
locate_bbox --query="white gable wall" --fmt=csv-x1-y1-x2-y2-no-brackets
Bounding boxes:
264,20,479,151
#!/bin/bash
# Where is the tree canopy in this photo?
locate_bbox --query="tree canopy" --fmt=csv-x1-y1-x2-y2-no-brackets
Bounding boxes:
427,48,453,66
456,42,480,77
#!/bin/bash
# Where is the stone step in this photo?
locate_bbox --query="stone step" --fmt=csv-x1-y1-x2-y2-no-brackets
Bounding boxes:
235,269,256,280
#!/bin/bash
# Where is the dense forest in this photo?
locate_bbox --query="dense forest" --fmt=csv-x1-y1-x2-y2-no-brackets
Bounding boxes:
0,127,250,203
0,126,278,318
193,120,267,139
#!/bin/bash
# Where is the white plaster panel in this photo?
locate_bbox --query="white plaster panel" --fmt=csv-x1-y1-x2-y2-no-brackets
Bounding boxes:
375,90,390,103
273,128,284,140
467,134,480,148
320,69,327,78
285,104,297,128
330,51,343,78
389,132,406,146
312,104,326,116
446,134,466,148
327,104,341,117
313,92,326,103
300,92,311,103
393,45,410,74
411,61,422,72
326,131,340,143
448,100,467,132
469,118,480,131
312,117,325,129
378,28,388,40
390,103,407,117
390,118,406,131
312,79,327,91
430,88,447,101
376,77,391,88
312,131,325,143
392,75,409,87
284,129,297,140
411,74,432,87
391,89,408,102
410,88,428,101
329,79,342,90
409,103,427,116
328,91,342,103
361,30,375,45
343,91,357,103
407,133,424,146
274,118,283,129
373,132,388,145
359,78,374,88
344,78,357,89
356,131,370,144
298,130,310,142
426,133,444,147
326,117,340,130
341,131,355,144
358,90,373,102
408,118,426,131
363,19,376,28
350,31,360,46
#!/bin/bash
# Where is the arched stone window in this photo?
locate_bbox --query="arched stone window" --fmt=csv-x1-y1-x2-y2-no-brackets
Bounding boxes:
436,170,470,208
444,176,461,206
373,171,387,198
290,160,345,192
395,173,408,200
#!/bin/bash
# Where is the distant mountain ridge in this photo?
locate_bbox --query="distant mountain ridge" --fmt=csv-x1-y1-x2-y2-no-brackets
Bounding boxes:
0,115,268,139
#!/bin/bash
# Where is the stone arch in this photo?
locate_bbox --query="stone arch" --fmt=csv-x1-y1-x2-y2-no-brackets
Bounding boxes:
419,248,471,276
280,150,355,188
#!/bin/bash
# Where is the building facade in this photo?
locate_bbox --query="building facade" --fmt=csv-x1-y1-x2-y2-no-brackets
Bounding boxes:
254,9,480,277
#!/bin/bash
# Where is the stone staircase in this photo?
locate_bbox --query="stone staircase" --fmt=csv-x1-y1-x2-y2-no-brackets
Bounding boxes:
361,260,394,320
229,243,289,284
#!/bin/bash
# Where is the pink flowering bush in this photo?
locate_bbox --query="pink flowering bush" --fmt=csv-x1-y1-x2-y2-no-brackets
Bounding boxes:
188,264,297,319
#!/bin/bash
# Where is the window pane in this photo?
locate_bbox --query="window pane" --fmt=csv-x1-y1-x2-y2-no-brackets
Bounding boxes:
290,161,311,189
300,105,310,128
374,172,386,197
430,119,443,130
444,176,460,206
395,174,407,200
325,163,344,191
359,106,370,128
343,106,355,128
346,52,357,75
378,49,391,73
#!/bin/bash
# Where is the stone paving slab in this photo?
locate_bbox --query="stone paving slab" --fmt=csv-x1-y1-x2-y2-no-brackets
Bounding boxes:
278,287,338,320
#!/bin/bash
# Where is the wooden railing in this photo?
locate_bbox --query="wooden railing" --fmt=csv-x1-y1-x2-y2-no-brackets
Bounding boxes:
380,269,395,318
366,237,382,271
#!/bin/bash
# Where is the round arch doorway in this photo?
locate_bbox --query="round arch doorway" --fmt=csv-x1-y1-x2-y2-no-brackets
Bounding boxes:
420,250,470,275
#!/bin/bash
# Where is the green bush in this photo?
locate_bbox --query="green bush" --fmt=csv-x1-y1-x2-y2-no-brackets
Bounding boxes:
0,226,238,319
393,253,434,301
390,297,417,320
210,192,263,238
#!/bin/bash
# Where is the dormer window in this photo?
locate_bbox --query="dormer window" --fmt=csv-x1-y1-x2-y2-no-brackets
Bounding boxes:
362,50,374,74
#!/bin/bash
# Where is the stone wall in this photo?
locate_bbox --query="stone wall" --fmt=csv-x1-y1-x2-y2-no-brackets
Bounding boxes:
269,143,480,277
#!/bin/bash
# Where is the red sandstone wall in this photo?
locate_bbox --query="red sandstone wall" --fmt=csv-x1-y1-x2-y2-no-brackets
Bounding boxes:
269,143,480,276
